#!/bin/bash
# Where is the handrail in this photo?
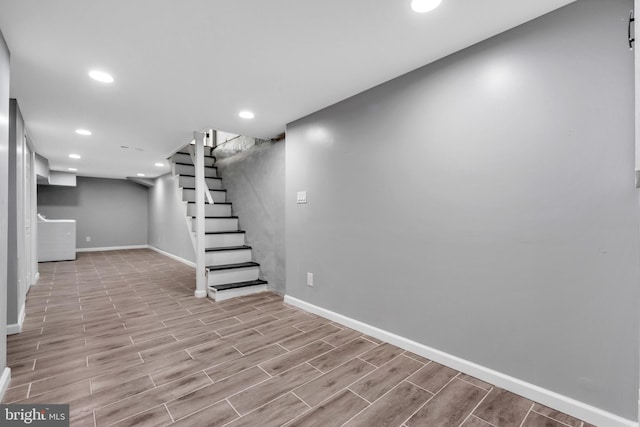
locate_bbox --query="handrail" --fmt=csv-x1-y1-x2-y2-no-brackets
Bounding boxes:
210,134,241,150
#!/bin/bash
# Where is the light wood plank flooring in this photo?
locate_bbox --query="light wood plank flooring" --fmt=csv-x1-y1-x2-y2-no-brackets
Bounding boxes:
3,249,597,427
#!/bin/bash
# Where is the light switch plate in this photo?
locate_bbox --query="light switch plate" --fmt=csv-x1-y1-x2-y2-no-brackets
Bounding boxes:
297,191,307,204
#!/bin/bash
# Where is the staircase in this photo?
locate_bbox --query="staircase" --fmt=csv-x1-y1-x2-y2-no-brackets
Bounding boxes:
170,147,268,301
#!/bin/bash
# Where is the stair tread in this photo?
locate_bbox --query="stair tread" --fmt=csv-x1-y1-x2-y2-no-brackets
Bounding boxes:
176,151,216,159
204,230,245,235
173,162,217,169
191,216,238,219
205,245,251,252
177,174,221,179
207,261,259,271
182,187,226,191
188,202,231,205
209,279,268,292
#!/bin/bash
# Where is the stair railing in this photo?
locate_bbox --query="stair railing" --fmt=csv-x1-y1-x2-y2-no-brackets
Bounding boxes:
186,136,215,205
192,129,216,298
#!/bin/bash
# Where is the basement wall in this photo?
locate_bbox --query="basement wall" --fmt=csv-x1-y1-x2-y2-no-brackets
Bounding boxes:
0,28,11,396
215,138,286,293
38,177,148,250
147,172,195,264
7,99,29,331
285,0,638,420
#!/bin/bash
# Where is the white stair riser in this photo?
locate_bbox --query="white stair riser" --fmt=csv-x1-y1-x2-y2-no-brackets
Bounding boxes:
171,153,215,167
205,249,252,266
207,266,259,286
182,189,226,203
204,233,245,247
192,217,239,233
208,285,268,301
178,176,223,189
187,203,232,217
173,163,217,178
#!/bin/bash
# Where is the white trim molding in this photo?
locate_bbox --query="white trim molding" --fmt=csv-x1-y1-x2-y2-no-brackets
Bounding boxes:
7,303,26,335
0,368,11,402
284,295,638,427
148,246,196,268
76,245,149,253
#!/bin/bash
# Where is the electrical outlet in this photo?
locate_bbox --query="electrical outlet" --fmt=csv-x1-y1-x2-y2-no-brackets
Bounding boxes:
297,191,307,204
86,236,91,242
307,272,314,287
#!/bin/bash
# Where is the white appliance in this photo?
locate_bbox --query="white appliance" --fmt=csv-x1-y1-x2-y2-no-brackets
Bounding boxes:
37,214,76,262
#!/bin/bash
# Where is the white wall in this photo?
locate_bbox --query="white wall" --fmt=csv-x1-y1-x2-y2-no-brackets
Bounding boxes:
7,99,32,332
147,172,195,264
0,28,12,397
286,0,638,422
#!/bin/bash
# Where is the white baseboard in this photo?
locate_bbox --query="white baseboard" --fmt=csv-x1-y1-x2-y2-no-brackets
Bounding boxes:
148,246,196,268
33,272,39,285
0,367,11,402
76,244,149,253
284,295,637,427
7,303,26,335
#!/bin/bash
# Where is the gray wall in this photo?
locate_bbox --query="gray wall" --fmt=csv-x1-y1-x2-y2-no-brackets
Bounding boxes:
0,29,10,382
147,173,195,263
286,0,638,420
7,100,17,325
7,99,24,326
216,139,286,293
38,177,148,249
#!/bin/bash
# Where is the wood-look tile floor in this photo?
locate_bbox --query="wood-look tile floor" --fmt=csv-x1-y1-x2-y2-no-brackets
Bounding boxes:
3,249,598,427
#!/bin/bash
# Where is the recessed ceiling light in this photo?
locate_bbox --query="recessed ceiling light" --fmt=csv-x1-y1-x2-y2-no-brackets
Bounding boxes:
239,111,255,119
155,162,164,167
137,173,145,177
69,154,81,159
75,129,92,136
68,168,78,172
411,0,442,13
89,70,114,83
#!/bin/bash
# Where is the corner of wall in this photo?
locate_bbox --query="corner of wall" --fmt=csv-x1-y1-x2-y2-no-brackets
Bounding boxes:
6,303,25,335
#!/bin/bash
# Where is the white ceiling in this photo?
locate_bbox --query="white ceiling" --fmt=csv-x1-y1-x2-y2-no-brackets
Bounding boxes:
0,0,575,179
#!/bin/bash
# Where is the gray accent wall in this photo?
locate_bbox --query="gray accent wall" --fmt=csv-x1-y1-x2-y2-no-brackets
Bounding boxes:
0,29,10,381
286,0,638,420
38,177,148,249
216,139,286,293
147,172,195,263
